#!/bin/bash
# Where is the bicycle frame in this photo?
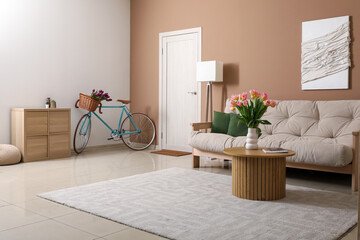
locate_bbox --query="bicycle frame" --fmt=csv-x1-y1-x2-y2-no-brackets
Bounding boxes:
80,105,140,136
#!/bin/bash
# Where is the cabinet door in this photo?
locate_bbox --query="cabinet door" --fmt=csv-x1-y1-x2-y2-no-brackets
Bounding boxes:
25,136,48,161
49,133,70,158
49,111,70,133
25,112,48,135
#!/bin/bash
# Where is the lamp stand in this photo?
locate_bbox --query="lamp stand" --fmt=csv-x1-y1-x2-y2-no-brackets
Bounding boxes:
205,81,213,122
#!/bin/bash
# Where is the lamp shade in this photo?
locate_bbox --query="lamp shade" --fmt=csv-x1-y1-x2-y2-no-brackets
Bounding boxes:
196,61,223,82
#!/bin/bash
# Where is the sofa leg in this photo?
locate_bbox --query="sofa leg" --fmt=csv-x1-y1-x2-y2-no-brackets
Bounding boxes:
224,159,230,169
352,172,358,192
193,155,200,168
352,132,359,192
352,167,358,192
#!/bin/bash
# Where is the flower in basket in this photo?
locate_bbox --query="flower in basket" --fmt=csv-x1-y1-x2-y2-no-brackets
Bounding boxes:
230,90,277,137
91,89,112,102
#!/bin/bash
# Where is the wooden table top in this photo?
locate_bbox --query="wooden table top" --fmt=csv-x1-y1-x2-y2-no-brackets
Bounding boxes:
223,147,295,158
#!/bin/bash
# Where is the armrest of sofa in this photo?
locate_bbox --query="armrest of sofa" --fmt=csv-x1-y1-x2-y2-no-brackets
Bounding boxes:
191,122,212,131
352,131,360,151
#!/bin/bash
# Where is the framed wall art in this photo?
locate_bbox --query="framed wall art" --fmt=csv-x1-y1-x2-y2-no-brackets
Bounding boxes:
301,16,351,90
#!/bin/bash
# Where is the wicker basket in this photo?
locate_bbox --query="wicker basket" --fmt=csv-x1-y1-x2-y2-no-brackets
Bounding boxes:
78,93,100,112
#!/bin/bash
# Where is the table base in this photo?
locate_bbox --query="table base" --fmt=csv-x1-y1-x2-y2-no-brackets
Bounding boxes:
232,156,286,201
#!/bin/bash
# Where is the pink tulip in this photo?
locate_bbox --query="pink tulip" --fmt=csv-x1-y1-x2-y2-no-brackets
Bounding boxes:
236,101,242,107
231,94,239,101
243,100,248,106
270,100,276,108
249,90,261,99
240,92,247,101
264,100,271,106
261,92,268,101
249,90,256,99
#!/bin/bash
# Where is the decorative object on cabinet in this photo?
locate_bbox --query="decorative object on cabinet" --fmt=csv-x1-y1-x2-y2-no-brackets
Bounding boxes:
50,100,57,108
11,108,71,162
45,97,50,108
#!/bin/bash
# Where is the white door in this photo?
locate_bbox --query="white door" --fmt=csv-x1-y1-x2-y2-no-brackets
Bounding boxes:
159,28,201,151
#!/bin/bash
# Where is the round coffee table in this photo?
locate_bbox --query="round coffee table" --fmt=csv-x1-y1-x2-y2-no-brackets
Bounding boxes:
224,147,295,201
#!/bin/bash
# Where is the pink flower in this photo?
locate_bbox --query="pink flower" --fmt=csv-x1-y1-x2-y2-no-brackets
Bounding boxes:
236,101,242,107
240,92,247,101
230,100,236,107
261,92,268,101
270,100,276,108
249,89,256,99
231,95,239,101
249,90,261,99
264,100,271,106
243,100,248,106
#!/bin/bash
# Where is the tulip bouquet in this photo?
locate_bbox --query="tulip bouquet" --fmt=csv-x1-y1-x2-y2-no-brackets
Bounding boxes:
91,89,112,102
230,90,276,137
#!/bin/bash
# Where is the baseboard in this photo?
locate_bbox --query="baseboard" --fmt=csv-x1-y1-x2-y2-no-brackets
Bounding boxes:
71,143,159,155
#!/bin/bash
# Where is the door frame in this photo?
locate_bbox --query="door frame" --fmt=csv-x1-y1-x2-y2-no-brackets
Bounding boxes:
158,27,202,150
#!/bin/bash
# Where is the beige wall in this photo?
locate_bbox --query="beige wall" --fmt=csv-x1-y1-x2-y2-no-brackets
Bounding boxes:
130,0,360,132
0,0,130,146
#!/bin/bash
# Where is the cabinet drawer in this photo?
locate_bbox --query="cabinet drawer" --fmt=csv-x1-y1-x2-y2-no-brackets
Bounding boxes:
49,133,70,158
49,111,70,133
26,136,48,161
25,112,48,135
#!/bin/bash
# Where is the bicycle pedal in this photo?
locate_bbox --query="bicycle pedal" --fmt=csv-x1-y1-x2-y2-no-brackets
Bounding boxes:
107,137,113,140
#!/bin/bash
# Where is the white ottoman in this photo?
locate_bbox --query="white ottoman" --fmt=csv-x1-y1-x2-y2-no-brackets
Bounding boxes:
0,144,21,165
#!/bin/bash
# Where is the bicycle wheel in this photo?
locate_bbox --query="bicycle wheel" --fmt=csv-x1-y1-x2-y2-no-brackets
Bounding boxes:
73,114,92,154
120,113,156,150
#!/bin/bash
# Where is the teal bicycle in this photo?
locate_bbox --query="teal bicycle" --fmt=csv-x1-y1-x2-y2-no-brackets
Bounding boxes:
74,93,156,153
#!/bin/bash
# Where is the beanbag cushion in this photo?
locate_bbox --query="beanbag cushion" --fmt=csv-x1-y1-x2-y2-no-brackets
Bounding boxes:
0,144,21,165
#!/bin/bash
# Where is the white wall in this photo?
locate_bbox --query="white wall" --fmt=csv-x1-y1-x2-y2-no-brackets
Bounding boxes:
0,0,130,146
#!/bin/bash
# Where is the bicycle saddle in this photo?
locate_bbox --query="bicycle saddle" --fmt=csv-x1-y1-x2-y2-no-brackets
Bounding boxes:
117,99,131,104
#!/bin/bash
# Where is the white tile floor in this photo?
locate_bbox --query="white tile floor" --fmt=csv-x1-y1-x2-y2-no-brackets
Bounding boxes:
0,145,357,239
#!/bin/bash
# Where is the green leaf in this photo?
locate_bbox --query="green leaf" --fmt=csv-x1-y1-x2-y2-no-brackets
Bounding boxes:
236,115,246,123
260,119,271,125
256,127,262,138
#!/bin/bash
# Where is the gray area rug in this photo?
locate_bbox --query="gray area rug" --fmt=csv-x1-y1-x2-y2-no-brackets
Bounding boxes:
38,168,357,240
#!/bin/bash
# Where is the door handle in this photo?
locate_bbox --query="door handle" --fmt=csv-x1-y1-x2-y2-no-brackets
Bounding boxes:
187,91,197,95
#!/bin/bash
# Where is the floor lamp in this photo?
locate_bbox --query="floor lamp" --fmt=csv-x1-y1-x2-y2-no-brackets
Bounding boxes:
196,61,223,122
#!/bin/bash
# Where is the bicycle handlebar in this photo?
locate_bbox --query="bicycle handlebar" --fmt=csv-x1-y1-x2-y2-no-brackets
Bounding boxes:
98,103,103,114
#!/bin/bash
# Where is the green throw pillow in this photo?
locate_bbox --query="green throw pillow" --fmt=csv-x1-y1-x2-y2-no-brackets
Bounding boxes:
211,111,230,134
227,113,248,137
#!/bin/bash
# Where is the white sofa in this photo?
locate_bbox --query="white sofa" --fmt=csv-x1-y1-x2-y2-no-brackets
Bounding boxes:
189,99,360,191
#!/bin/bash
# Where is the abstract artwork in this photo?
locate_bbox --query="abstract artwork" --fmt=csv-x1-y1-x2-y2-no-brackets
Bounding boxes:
301,16,351,90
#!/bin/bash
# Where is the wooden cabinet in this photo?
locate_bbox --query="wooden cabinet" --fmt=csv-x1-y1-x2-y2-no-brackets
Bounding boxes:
11,108,71,162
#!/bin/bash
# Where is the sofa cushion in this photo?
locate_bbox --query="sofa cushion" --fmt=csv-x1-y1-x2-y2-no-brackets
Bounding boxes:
282,140,353,167
211,111,230,134
189,131,233,153
189,131,353,167
227,114,248,137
